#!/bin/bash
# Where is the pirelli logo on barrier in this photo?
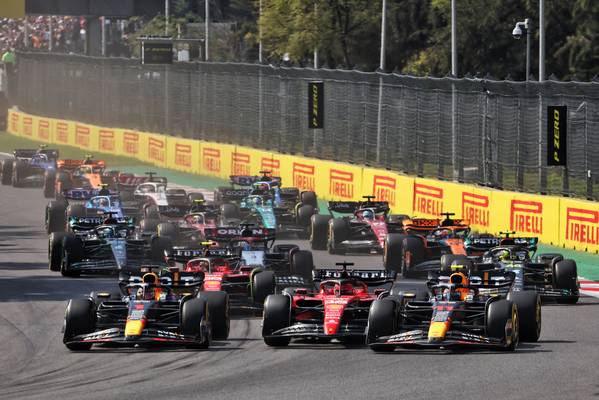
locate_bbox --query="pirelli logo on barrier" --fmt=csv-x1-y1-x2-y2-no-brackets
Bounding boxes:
148,138,165,162
510,200,543,234
293,162,315,191
330,169,354,199
123,132,139,155
75,125,90,148
9,112,19,133
23,117,33,137
462,192,490,227
413,183,443,216
231,152,251,175
372,175,396,207
203,147,221,173
99,129,115,152
261,157,281,177
38,119,50,140
56,122,69,143
565,208,599,245
175,144,192,168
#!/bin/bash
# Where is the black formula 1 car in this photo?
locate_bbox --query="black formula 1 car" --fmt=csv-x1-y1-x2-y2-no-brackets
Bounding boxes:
0,146,59,187
262,263,396,346
366,269,541,352
63,272,218,350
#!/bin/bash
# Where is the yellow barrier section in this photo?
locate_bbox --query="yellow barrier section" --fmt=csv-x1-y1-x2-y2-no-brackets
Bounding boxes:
7,108,599,253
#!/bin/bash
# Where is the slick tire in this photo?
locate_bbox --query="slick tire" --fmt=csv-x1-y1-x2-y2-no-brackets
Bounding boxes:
486,299,518,351
157,222,179,240
300,191,318,209
508,291,541,342
290,250,314,281
61,234,84,277
63,299,95,351
366,299,397,352
252,270,276,305
262,294,291,347
1,159,12,185
554,259,579,304
66,204,87,219
328,218,349,255
139,218,160,235
181,298,211,349
296,204,315,233
150,236,173,262
11,160,23,187
439,254,471,274
46,200,67,234
43,170,56,198
384,233,406,273
197,291,230,340
309,214,331,251
48,232,68,271
401,236,425,278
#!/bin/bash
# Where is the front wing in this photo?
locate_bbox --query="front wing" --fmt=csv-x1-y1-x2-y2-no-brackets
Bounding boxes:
371,329,508,349
66,327,208,346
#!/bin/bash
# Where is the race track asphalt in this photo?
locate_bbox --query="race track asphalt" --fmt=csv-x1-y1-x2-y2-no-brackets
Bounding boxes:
1,181,599,400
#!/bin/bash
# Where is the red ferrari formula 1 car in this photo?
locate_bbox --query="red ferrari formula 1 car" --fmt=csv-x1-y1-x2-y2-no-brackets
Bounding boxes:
261,262,396,346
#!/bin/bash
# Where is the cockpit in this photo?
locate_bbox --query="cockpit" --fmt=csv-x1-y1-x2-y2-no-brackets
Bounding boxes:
482,247,530,263
319,280,367,297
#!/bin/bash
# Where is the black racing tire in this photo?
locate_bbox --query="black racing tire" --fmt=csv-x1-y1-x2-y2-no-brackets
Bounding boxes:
46,200,67,234
61,234,84,277
197,291,230,340
387,214,410,224
221,203,240,220
296,204,315,228
1,159,13,185
439,254,471,273
553,259,579,304
139,218,160,235
384,233,406,273
486,299,518,351
48,232,68,271
150,236,173,262
300,191,318,208
366,299,397,352
389,283,429,301
290,250,314,281
56,171,72,192
401,236,426,278
89,290,121,304
63,299,95,350
262,294,291,347
43,169,56,198
328,218,349,255
188,192,205,203
536,253,564,267
157,222,179,240
181,298,210,349
11,160,23,187
66,204,87,219
309,214,331,250
252,270,276,305
507,291,541,342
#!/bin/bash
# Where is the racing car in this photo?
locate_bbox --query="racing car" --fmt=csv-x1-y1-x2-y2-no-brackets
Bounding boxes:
366,269,540,352
49,155,118,199
261,262,396,346
166,225,315,310
48,220,165,277
133,179,203,221
0,146,59,188
467,234,579,304
215,172,317,237
63,272,215,350
383,213,473,277
309,196,405,254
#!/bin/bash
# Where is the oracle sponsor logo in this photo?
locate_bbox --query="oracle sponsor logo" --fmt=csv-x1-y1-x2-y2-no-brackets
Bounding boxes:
565,207,599,245
175,143,192,167
231,152,251,175
99,129,115,152
75,125,90,147
56,122,69,143
261,157,281,176
329,169,354,199
462,192,490,227
148,137,165,162
293,162,315,191
38,119,50,140
9,113,19,132
123,132,139,155
510,200,543,234
412,183,443,216
202,147,220,173
372,175,396,207
23,117,33,136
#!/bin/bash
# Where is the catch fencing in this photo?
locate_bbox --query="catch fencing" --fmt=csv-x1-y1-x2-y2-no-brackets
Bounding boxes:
14,51,599,199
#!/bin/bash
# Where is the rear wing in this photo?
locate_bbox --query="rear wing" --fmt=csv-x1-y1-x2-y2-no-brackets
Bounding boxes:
119,268,204,289
216,187,249,200
313,269,396,285
117,174,168,188
203,227,276,241
14,148,59,159
229,175,282,187
328,201,390,214
464,236,538,252
428,269,516,290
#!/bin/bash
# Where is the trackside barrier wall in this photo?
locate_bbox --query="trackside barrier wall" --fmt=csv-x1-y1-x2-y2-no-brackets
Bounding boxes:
7,108,599,254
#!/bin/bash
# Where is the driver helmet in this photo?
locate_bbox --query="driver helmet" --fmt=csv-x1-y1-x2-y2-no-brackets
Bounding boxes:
83,156,94,165
497,249,511,261
98,227,114,238
434,228,451,238
259,183,269,192
362,209,375,220
340,282,354,295
253,197,263,206
98,197,109,208
192,215,203,224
